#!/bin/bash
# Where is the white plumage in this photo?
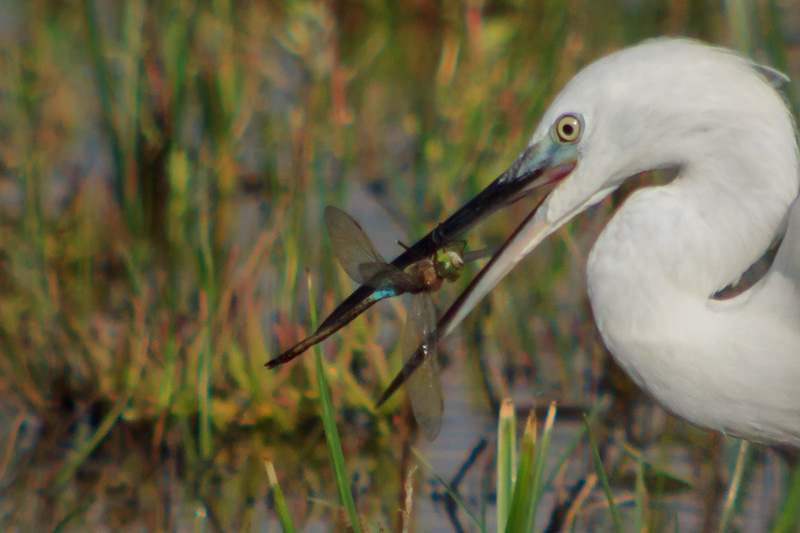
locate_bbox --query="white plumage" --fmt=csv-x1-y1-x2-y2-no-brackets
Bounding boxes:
579,41,800,446
425,39,800,447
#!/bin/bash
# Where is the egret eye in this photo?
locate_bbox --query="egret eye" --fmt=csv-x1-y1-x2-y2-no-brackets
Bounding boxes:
554,113,582,143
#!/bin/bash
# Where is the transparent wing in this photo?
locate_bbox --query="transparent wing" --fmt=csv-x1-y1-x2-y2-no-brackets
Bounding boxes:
325,206,387,284
358,262,417,293
401,293,443,440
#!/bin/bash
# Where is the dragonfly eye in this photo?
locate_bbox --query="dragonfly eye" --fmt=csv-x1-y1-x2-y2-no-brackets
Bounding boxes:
434,248,465,282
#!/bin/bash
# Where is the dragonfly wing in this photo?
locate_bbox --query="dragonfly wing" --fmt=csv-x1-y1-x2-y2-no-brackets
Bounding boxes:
325,206,387,284
360,262,421,295
401,293,443,440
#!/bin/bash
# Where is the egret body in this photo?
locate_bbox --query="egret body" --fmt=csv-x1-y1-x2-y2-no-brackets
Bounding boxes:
381,38,800,446
508,39,800,446
576,41,800,446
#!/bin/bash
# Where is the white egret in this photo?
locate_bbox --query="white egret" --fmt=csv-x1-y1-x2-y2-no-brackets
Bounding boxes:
379,38,800,447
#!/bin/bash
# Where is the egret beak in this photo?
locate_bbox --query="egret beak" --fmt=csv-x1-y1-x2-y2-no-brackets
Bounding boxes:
317,140,576,332
377,139,580,405
424,141,578,244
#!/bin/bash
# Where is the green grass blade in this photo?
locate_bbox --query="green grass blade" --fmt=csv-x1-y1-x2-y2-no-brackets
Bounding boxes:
265,460,296,533
527,403,557,530
497,398,516,533
772,458,800,533
55,334,149,486
81,0,122,196
49,498,96,532
635,450,645,530
54,390,133,487
198,214,215,461
723,0,752,55
541,398,609,493
505,411,537,533
584,415,622,532
307,273,362,532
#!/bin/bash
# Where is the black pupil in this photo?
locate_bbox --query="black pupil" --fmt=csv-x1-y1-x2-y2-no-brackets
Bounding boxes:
562,123,574,137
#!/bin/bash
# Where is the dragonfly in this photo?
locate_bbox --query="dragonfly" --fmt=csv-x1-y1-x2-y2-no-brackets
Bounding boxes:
268,145,560,375
269,144,566,437
269,206,477,438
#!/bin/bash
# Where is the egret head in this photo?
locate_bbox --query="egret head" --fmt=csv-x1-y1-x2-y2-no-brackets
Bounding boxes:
428,37,798,338
529,38,797,225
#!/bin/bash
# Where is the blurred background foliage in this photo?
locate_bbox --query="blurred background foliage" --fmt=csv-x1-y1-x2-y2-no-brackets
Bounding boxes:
0,0,798,530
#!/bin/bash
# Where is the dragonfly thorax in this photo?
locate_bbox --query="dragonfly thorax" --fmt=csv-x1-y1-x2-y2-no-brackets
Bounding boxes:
404,260,444,293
